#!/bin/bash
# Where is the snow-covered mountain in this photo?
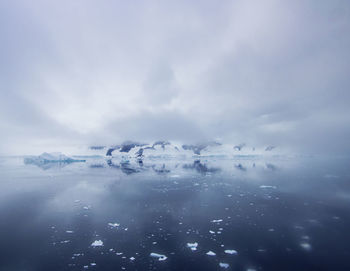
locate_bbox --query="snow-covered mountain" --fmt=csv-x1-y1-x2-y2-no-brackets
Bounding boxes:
89,141,280,158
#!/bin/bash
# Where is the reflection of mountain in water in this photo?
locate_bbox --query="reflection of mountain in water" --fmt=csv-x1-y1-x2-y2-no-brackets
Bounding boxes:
235,164,247,171
183,160,221,174
152,164,171,174
24,160,73,170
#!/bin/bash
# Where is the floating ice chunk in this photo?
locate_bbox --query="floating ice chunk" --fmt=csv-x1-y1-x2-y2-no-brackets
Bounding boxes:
91,240,104,247
150,253,168,261
66,230,74,233
211,219,223,223
130,257,135,261
90,263,96,266
225,249,238,255
219,263,230,268
187,242,198,251
209,230,215,234
60,240,70,244
247,269,257,271
206,251,216,256
300,242,312,251
170,175,180,178
116,252,123,255
108,223,120,228
260,185,277,189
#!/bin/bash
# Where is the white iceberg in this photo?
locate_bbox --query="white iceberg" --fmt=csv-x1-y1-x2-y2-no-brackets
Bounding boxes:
24,152,86,169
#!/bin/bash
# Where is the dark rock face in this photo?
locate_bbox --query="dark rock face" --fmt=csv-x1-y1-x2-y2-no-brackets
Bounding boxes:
182,144,206,155
106,146,121,156
265,146,276,151
233,143,246,151
89,146,106,150
106,141,147,156
135,148,144,157
120,141,147,153
182,142,221,155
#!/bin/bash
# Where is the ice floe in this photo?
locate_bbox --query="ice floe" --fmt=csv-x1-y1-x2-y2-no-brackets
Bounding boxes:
150,253,168,261
260,185,277,189
187,242,198,251
91,240,104,247
225,249,238,255
300,242,312,251
219,262,230,268
206,251,216,256
108,223,120,228
211,219,223,223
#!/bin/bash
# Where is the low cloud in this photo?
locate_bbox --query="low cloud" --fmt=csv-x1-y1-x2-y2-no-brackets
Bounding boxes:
1,0,349,154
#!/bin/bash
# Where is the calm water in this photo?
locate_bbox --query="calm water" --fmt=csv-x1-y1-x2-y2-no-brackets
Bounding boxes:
0,155,349,271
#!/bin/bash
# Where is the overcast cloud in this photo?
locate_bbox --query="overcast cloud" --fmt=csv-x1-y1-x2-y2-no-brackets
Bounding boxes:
1,0,349,154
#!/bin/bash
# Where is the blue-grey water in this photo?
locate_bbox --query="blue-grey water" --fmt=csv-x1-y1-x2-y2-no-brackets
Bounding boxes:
0,155,349,271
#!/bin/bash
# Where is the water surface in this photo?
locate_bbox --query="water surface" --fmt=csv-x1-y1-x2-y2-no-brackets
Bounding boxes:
0,155,349,271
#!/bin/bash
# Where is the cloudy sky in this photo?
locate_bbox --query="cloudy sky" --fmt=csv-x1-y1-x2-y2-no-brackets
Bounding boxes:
1,0,349,154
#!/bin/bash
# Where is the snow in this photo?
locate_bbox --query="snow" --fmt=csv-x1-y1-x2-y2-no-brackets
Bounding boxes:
150,253,168,261
187,242,198,251
206,251,216,256
91,240,104,247
224,249,238,255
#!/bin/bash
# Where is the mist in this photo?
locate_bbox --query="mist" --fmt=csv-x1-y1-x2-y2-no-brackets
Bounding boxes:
1,0,350,155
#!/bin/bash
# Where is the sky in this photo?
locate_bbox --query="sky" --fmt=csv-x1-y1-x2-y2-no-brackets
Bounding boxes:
0,0,350,155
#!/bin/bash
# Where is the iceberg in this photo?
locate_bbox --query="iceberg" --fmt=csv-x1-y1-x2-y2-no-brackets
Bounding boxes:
24,152,85,169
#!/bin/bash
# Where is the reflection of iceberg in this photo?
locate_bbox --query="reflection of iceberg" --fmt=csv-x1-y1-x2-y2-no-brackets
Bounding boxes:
24,152,86,169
